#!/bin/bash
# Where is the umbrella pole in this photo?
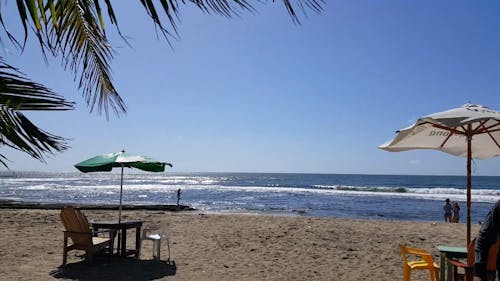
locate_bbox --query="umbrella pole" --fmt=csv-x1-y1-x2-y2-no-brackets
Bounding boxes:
119,165,124,224
466,125,472,246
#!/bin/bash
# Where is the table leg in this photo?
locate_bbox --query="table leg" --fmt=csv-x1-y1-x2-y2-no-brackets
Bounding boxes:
135,226,141,258
447,260,452,281
440,253,446,281
117,229,122,255
109,230,116,255
121,228,127,257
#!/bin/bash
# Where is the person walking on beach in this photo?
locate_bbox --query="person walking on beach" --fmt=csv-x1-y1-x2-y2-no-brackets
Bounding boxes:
452,202,460,223
443,198,453,223
176,188,182,207
473,200,500,281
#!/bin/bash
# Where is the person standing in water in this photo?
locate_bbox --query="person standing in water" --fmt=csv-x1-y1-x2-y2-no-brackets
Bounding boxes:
452,202,460,223
176,188,182,207
443,198,453,223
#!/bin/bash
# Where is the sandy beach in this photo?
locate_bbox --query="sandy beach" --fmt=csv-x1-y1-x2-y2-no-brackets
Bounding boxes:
0,208,480,281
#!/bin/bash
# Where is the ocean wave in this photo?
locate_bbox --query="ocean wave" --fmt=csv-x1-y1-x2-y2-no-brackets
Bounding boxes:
313,185,408,193
312,184,500,196
4,181,499,198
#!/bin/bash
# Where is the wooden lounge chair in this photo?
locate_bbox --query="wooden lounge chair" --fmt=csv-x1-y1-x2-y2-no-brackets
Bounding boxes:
60,206,114,265
448,237,498,281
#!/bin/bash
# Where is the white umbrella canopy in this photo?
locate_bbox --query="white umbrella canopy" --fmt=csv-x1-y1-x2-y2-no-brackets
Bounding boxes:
379,103,500,245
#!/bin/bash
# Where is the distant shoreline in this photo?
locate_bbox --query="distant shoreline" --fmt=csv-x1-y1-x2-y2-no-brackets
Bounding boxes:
1,170,499,177
0,199,195,211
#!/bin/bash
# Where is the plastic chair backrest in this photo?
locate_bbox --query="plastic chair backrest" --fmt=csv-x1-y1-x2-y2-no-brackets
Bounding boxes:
143,223,169,239
399,244,409,263
399,243,434,265
399,244,407,262
487,236,499,271
467,236,498,271
157,223,168,238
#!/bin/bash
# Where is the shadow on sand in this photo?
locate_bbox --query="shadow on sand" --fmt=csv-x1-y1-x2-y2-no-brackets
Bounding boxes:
50,256,176,281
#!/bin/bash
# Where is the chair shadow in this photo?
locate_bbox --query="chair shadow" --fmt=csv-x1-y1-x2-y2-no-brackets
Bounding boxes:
50,256,176,281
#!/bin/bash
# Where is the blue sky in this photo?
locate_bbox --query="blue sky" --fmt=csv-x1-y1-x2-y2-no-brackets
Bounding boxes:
1,1,500,175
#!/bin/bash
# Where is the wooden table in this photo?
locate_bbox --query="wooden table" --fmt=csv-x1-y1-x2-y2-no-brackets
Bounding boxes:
436,245,468,281
91,220,143,258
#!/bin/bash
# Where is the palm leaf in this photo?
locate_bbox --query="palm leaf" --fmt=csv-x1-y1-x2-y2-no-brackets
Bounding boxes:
3,0,124,117
0,60,74,111
132,1,324,39
49,0,126,117
0,59,74,167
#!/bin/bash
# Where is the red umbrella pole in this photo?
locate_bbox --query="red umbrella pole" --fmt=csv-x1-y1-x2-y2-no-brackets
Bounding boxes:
466,125,472,246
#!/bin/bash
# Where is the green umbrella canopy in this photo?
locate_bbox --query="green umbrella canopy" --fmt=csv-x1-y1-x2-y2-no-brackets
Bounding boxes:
75,151,172,173
74,150,172,223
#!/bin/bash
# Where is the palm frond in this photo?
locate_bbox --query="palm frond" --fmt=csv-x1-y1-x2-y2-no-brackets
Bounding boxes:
132,0,324,38
3,0,125,117
0,59,74,167
279,0,324,24
0,59,74,111
0,107,69,167
49,0,126,117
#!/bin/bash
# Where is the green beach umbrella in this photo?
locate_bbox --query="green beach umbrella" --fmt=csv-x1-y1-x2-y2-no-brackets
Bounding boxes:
75,150,173,222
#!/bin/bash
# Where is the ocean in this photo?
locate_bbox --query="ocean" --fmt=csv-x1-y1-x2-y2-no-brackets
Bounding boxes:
0,171,499,223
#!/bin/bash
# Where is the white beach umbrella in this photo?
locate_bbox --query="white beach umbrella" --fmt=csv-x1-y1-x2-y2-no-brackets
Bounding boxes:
379,103,500,245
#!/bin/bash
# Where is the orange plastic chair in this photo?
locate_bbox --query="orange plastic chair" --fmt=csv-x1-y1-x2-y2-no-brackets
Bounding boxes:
448,237,498,281
399,243,440,281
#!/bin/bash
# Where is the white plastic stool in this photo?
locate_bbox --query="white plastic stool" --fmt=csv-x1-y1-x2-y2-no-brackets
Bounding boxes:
139,224,170,261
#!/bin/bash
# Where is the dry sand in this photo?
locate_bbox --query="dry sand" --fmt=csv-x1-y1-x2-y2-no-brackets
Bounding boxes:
0,209,480,281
